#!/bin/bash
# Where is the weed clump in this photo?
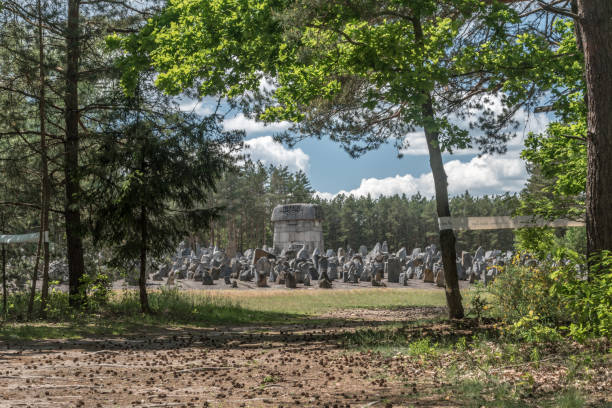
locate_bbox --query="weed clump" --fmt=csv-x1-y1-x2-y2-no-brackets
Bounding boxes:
487,250,612,342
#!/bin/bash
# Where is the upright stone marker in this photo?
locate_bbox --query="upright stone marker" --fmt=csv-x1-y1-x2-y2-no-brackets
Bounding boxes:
271,204,324,254
385,258,401,283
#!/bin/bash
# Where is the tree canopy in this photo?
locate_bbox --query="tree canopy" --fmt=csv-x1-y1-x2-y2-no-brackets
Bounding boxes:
110,0,582,318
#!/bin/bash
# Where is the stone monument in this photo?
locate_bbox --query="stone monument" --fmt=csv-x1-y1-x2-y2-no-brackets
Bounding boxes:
271,203,324,254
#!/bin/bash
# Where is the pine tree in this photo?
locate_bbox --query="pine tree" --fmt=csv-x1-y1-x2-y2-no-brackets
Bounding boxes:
91,85,240,313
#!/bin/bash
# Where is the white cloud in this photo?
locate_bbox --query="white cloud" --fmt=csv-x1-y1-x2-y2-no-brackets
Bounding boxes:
244,136,310,172
313,191,336,201
330,173,434,198
223,113,291,134
512,107,550,139
399,106,550,157
445,153,527,195
316,151,527,199
399,131,430,155
178,98,214,116
176,96,291,134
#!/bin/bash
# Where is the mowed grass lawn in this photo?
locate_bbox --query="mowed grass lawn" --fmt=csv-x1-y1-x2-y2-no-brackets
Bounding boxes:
183,287,449,314
0,288,453,340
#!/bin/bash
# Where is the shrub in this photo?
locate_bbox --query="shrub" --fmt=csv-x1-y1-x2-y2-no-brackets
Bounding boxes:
488,250,611,342
550,252,612,341
468,283,488,322
2,290,72,321
80,273,112,312
488,261,564,326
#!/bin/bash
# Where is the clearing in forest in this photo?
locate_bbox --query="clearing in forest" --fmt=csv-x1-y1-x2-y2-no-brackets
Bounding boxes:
0,289,609,407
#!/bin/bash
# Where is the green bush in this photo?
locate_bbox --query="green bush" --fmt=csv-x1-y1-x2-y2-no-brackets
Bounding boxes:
488,251,611,342
2,272,110,321
515,227,587,258
79,273,112,311
2,290,72,321
550,252,612,341
40,290,72,320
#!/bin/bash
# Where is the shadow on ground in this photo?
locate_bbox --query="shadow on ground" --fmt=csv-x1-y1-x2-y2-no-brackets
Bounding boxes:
1,305,609,407
0,305,451,353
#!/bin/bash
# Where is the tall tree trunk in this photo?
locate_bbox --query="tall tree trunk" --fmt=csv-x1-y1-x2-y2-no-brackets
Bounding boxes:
65,0,85,307
576,0,612,263
421,105,464,319
139,203,151,314
27,0,50,320
239,212,244,253
1,244,6,319
262,217,266,248
1,189,8,319
27,211,43,319
214,221,217,247
412,16,463,319
134,91,151,315
40,219,50,316
228,215,235,257
39,0,51,318
228,216,232,255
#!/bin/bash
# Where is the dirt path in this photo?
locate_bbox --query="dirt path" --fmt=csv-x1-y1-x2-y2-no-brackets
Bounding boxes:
0,307,609,407
0,311,437,408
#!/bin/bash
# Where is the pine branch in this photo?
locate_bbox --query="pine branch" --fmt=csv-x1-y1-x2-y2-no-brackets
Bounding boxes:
0,201,63,214
2,1,65,36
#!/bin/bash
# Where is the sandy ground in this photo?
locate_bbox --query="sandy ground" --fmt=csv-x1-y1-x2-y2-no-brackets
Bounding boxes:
0,308,443,408
1,306,610,407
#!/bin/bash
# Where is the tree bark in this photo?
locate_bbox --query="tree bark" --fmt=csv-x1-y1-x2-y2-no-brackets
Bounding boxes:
139,202,151,314
411,15,463,319
27,211,43,319
64,0,85,307
135,91,151,315
27,0,50,320
576,0,612,263
422,97,464,319
2,244,6,319
39,0,51,318
239,211,244,253
40,224,50,316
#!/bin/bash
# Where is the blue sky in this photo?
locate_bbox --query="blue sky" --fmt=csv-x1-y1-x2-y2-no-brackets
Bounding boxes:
182,99,550,199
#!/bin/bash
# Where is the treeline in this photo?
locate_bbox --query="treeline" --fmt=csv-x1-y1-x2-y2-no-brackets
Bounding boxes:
318,192,520,253
207,164,520,253
205,161,314,253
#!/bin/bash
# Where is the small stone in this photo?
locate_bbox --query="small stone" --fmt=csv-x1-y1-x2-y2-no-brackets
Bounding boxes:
285,272,297,289
435,269,445,287
256,271,268,288
202,270,214,285
318,279,332,289
423,268,434,283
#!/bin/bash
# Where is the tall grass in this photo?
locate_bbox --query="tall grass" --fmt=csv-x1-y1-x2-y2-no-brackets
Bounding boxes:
1,287,450,339
108,287,295,325
1,290,72,321
2,287,449,322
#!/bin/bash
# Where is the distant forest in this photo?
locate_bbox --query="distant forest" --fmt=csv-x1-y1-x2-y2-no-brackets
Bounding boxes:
207,161,520,253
